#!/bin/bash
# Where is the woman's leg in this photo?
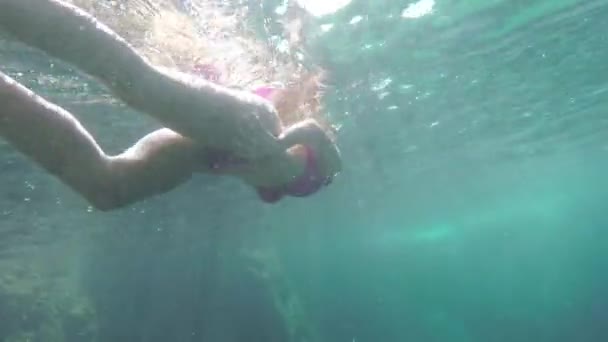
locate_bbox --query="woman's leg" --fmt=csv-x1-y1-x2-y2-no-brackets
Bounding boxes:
0,71,197,210
0,71,113,205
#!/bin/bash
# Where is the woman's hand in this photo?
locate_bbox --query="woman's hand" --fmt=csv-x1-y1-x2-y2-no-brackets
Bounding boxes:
279,119,342,177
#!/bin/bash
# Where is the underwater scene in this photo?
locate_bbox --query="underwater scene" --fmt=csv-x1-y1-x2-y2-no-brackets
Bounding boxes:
1,0,608,341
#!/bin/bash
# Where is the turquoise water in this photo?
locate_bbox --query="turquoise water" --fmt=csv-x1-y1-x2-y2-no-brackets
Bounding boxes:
1,0,608,341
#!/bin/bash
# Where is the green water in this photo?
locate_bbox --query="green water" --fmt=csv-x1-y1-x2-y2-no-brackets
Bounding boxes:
1,0,608,341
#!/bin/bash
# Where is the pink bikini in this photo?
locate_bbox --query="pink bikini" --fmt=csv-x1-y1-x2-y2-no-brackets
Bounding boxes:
255,145,332,203
194,63,332,202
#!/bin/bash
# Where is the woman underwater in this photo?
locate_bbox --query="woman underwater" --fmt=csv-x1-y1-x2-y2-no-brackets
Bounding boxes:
0,0,342,210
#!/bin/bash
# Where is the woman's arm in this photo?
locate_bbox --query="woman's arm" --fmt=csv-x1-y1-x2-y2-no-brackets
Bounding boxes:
0,0,147,102
0,0,282,158
0,71,199,211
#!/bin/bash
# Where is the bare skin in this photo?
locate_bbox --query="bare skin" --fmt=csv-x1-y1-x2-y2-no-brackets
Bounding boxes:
0,72,197,210
0,0,283,158
0,0,342,210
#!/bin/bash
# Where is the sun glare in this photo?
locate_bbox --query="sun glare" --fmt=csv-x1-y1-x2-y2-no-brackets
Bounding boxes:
296,0,353,17
401,0,435,19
